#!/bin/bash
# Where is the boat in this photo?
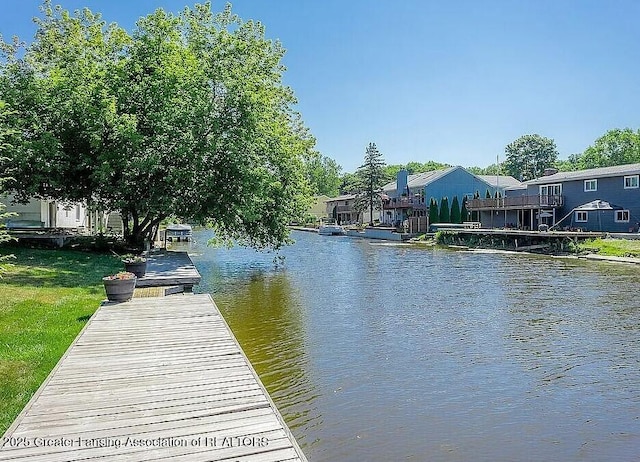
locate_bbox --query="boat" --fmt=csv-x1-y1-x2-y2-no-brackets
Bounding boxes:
165,223,193,242
318,219,345,236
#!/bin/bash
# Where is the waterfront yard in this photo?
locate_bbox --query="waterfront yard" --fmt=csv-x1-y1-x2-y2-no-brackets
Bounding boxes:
579,237,640,257
0,247,120,434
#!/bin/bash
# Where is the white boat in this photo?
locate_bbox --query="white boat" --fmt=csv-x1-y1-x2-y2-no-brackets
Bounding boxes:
166,223,193,242
318,220,345,236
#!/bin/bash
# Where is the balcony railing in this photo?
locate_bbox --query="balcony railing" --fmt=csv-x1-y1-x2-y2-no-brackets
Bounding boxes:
466,195,564,211
383,197,426,210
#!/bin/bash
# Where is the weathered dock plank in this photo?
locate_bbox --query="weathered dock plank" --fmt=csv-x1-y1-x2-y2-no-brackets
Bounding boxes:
135,251,201,289
0,295,306,462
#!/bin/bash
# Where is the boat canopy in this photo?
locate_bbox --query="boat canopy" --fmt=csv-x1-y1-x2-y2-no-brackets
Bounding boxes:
574,200,622,211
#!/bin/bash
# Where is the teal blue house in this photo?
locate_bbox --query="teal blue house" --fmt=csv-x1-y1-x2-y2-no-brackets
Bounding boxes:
381,167,521,226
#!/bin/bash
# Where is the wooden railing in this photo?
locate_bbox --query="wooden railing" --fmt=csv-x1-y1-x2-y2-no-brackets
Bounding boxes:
466,195,564,210
383,197,426,210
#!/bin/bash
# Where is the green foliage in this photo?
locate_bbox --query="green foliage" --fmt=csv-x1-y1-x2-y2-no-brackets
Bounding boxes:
504,134,559,181
578,238,640,257
354,142,387,225
467,163,501,175
579,128,640,169
305,153,342,197
1,2,312,250
450,196,461,224
555,153,582,172
428,198,439,225
438,196,450,223
339,172,360,195
384,161,450,178
434,230,456,245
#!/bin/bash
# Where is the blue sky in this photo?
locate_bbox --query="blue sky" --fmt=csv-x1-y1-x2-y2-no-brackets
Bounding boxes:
2,1,640,173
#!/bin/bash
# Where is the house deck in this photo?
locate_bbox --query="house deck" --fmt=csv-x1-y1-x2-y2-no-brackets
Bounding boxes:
0,295,307,462
135,251,201,290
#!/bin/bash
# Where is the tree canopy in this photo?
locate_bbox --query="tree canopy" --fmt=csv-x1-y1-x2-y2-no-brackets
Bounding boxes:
0,1,313,249
305,152,342,197
504,134,558,181
354,142,387,226
578,128,640,169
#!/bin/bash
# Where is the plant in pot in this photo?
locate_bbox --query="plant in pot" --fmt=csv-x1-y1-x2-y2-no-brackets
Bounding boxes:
103,271,137,302
122,254,147,278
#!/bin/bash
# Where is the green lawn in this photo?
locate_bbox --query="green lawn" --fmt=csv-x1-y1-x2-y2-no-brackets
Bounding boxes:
578,238,640,257
0,247,121,435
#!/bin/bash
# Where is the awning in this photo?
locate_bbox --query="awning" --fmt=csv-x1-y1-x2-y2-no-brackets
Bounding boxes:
574,200,622,211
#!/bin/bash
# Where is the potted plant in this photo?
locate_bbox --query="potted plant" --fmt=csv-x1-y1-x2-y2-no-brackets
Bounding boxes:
122,254,147,278
103,271,137,302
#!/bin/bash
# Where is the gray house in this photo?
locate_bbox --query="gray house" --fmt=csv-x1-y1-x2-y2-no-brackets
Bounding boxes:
468,163,640,232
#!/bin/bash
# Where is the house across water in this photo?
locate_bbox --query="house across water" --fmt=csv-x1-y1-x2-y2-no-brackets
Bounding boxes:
467,164,640,233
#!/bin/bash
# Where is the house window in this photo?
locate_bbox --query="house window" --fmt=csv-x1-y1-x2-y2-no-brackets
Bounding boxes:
624,175,639,189
575,211,588,222
539,184,562,205
584,179,597,192
615,210,630,223
540,184,562,196
76,205,81,221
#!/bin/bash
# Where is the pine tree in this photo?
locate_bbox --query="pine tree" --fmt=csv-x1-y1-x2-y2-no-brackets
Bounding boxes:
429,198,439,225
439,197,450,223
450,196,461,223
354,142,388,226
461,196,469,223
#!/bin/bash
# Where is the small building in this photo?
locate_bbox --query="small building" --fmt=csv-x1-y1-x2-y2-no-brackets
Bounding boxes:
467,164,640,232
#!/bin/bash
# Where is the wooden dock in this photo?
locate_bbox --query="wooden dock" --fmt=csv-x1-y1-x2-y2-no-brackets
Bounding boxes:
0,295,307,462
136,251,201,291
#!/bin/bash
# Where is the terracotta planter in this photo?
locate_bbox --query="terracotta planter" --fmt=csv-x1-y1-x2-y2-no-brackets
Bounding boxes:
103,276,137,302
124,260,147,278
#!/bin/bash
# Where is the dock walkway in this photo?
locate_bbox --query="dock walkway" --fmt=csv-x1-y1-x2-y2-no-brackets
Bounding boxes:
0,295,307,462
135,251,201,291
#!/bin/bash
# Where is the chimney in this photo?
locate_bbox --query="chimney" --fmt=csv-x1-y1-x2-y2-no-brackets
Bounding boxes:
543,168,558,176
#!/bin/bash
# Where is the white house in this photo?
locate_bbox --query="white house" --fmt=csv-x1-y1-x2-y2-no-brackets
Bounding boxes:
1,193,95,231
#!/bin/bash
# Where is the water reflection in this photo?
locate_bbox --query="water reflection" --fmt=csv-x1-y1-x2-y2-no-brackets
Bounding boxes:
189,235,321,445
187,231,640,462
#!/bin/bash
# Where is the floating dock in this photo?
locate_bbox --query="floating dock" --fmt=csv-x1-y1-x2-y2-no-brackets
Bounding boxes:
135,251,201,291
0,295,307,461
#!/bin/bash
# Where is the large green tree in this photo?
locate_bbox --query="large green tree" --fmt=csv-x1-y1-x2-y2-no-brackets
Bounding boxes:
305,153,342,197
354,142,388,226
579,128,640,169
504,134,559,181
383,160,450,178
0,1,312,249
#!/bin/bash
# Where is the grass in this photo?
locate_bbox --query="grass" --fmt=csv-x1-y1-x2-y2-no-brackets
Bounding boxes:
578,238,640,257
0,247,121,435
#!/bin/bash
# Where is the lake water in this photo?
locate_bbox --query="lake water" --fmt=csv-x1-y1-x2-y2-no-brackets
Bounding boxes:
185,229,640,461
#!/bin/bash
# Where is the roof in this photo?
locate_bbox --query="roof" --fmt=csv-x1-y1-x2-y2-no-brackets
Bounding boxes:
477,175,523,189
382,167,457,192
527,163,640,185
325,194,357,203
